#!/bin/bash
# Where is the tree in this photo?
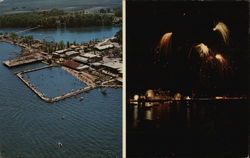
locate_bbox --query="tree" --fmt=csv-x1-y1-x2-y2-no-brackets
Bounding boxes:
115,29,122,44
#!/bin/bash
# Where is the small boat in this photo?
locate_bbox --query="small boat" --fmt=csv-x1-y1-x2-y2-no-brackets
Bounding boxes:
100,88,107,95
79,97,84,101
58,142,63,148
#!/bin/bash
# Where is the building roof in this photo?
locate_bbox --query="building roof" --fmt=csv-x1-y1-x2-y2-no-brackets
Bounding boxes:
73,56,88,63
63,60,81,69
116,77,123,83
102,61,122,70
91,62,102,67
65,51,79,56
76,65,89,70
55,49,68,54
95,44,114,50
117,68,123,74
82,53,100,58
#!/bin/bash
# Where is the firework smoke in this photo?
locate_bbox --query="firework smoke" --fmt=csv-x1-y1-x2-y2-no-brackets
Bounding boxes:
213,22,230,45
194,43,210,58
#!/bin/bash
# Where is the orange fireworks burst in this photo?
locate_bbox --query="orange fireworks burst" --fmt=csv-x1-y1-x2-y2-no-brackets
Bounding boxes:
158,32,173,55
213,22,230,45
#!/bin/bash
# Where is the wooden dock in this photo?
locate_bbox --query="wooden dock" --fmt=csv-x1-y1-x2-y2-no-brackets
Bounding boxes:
3,53,45,68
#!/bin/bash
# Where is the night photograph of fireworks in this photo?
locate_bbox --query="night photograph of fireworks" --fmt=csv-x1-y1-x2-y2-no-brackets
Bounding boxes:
126,1,248,158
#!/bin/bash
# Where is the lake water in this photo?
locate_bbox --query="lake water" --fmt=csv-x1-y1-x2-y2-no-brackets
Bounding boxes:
127,100,248,157
0,29,122,158
0,26,120,43
22,67,88,98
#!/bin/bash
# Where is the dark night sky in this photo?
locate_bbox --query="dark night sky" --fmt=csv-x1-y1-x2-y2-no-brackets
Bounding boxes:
126,1,249,96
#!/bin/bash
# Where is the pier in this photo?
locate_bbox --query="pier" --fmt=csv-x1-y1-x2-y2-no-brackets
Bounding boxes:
14,65,53,74
3,53,45,68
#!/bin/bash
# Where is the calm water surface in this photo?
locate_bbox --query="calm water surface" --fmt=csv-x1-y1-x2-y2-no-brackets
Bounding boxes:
0,26,120,43
0,42,122,158
127,100,248,157
22,67,88,98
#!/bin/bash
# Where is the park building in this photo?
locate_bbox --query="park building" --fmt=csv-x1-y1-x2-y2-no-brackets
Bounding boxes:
80,53,102,63
72,56,88,64
65,51,80,58
63,60,89,71
101,61,122,77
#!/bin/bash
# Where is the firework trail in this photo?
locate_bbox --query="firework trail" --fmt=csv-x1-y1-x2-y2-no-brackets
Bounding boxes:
213,22,230,45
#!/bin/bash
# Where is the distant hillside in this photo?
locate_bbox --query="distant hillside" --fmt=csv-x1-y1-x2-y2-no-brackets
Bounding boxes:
0,0,121,14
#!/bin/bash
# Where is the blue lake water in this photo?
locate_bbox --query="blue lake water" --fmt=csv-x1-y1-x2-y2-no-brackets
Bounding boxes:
12,62,47,73
0,26,121,43
0,41,122,157
22,67,87,98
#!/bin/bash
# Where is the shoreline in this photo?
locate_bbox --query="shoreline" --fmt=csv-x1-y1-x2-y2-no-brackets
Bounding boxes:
0,36,122,102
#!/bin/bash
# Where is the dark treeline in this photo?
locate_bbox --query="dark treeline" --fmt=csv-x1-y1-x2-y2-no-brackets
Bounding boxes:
0,9,116,28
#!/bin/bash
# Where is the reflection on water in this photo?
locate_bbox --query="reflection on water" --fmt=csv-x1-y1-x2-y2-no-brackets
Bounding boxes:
127,100,248,157
145,109,153,121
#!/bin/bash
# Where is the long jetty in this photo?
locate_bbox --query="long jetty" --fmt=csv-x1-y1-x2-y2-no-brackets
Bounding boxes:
14,65,52,74
3,54,45,68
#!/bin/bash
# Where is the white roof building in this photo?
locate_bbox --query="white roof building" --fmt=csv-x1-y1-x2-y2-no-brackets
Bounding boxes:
73,56,88,64
65,51,79,57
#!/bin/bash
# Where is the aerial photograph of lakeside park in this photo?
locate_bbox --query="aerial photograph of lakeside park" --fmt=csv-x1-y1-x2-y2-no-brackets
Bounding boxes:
0,0,122,157
126,1,248,158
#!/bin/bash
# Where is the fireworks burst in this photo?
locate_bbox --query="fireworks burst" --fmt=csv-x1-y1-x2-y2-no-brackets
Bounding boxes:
194,43,210,58
215,53,227,70
213,22,230,45
215,54,226,64
158,32,173,56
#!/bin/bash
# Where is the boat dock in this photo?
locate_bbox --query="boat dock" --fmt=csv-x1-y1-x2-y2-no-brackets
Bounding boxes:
3,53,45,68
